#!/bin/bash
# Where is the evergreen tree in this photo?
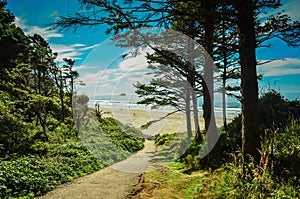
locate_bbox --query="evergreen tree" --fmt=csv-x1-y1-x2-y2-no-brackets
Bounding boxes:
56,0,300,164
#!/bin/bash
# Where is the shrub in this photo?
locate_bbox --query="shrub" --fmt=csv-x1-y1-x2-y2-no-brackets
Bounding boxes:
223,90,300,159
196,152,299,199
0,145,104,198
155,133,176,146
271,120,300,184
196,120,300,198
99,117,144,153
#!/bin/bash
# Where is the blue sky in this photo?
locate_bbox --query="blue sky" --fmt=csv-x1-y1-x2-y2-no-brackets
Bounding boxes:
6,0,300,100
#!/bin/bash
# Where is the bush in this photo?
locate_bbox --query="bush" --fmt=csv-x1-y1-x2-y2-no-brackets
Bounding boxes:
0,143,104,199
99,117,144,153
271,120,300,184
0,115,145,198
196,151,299,199
196,120,300,198
223,90,300,159
155,133,176,146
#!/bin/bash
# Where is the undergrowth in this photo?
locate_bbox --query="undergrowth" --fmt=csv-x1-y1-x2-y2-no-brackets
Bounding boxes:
0,115,145,199
152,99,299,198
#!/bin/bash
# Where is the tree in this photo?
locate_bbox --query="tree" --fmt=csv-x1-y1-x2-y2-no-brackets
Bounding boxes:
0,2,31,80
0,3,82,157
134,52,195,138
234,0,300,162
62,58,78,106
56,0,300,163
55,0,210,135
235,0,260,162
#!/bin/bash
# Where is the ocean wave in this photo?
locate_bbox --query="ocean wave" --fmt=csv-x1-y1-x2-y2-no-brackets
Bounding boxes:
88,100,241,119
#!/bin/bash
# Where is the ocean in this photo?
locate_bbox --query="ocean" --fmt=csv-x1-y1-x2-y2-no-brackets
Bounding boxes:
87,91,300,120
88,95,242,119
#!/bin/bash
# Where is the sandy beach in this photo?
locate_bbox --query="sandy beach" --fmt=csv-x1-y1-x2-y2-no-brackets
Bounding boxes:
100,107,224,137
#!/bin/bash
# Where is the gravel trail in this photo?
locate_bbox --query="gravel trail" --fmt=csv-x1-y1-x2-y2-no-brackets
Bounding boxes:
36,140,155,199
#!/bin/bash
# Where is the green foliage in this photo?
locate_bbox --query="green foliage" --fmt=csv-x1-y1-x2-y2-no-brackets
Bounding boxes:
0,91,33,155
0,149,103,198
259,90,295,130
195,120,300,198
153,133,193,164
270,120,300,183
0,4,146,198
155,133,176,146
183,154,201,170
99,117,144,153
223,90,300,159
0,114,146,198
196,153,299,198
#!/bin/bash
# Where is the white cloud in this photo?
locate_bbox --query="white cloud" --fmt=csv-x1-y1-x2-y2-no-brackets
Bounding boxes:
76,48,155,96
258,58,300,76
14,17,63,40
282,0,300,21
79,44,100,51
73,65,88,72
51,43,99,62
55,51,83,61
14,17,99,62
52,44,100,62
118,47,154,71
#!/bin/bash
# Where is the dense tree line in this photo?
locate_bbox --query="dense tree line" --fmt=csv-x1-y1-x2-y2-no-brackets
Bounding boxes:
0,4,145,198
0,2,78,155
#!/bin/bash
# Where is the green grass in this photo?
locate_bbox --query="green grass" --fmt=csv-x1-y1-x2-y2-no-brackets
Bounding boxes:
135,162,207,199
139,120,300,199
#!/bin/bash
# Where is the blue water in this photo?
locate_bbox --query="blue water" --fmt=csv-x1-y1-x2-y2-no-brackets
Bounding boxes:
88,95,242,119
88,91,299,120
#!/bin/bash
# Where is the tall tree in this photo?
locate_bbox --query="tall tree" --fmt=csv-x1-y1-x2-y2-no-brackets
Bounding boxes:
235,0,260,162
56,0,300,163
62,58,78,108
135,50,199,138
234,0,300,162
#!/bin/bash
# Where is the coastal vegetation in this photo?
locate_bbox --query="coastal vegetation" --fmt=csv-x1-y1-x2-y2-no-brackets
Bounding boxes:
130,92,300,198
0,2,144,198
1,0,300,198
53,1,298,197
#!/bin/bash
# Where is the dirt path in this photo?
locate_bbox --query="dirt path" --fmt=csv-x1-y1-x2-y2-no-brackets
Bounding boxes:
36,140,156,199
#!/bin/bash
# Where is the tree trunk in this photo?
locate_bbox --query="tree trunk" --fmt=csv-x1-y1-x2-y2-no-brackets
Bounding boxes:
70,77,74,108
202,0,221,166
192,90,201,141
237,0,261,163
222,56,228,131
222,81,227,131
60,70,65,120
185,90,193,138
187,41,201,141
222,15,228,131
202,0,215,131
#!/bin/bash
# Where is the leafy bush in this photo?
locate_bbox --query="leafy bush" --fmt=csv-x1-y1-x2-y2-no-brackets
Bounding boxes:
99,117,144,153
259,90,296,130
0,115,145,198
153,133,194,165
223,90,300,159
196,120,300,198
0,152,103,199
196,152,299,199
271,120,300,184
155,133,176,146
